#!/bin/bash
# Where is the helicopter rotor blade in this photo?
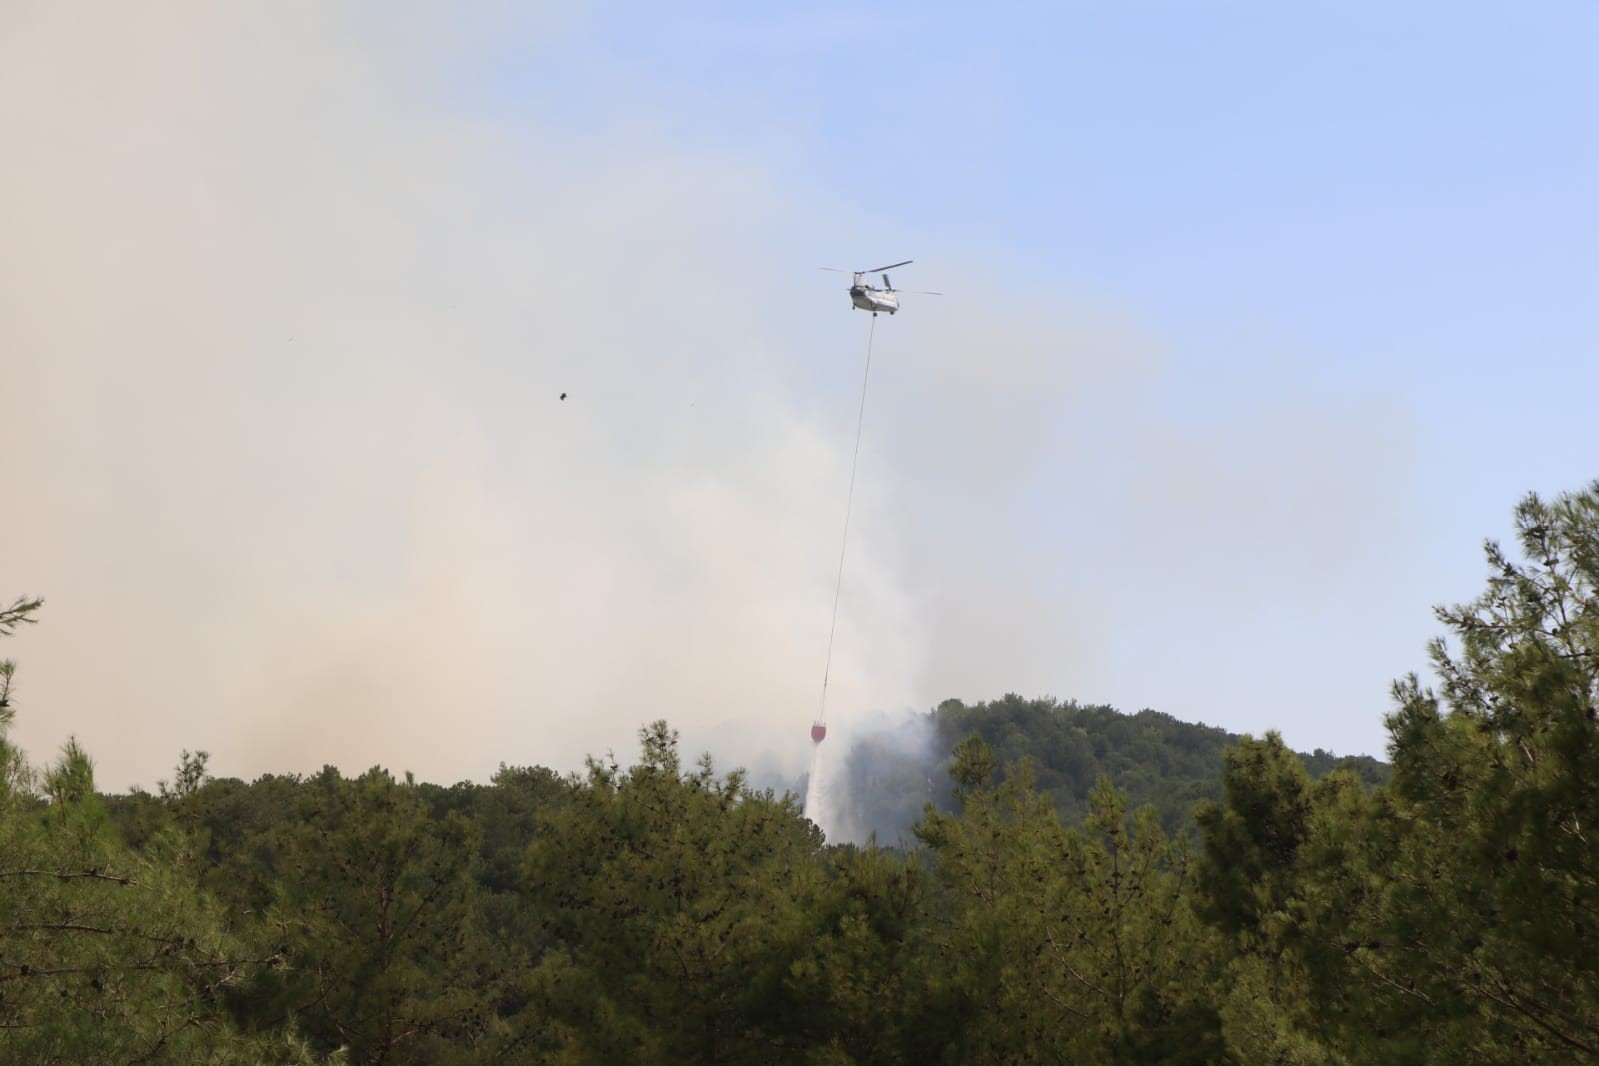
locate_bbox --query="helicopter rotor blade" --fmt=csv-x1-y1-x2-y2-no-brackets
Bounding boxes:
819,267,854,273
902,290,943,296
867,259,912,273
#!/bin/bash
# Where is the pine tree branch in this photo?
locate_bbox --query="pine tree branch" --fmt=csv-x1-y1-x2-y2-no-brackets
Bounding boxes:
1338,942,1435,1006
1465,974,1599,1058
10,922,120,935
0,597,43,637
0,868,141,886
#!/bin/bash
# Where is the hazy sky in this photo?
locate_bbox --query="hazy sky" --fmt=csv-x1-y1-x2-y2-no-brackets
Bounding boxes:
3,2,1595,789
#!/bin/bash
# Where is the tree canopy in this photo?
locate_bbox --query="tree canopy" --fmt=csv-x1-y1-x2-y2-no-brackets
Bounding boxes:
5,481,1599,1061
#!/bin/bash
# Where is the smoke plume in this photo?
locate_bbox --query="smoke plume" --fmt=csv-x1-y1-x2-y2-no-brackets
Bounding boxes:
2,4,1414,793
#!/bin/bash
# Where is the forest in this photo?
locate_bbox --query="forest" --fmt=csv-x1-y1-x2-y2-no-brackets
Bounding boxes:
2,483,1597,1064
829,695,1389,845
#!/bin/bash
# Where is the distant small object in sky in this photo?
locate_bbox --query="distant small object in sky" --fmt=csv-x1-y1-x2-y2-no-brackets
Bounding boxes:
820,259,942,316
560,392,567,401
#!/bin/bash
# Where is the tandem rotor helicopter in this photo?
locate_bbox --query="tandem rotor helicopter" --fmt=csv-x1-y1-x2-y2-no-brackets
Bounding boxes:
821,260,941,316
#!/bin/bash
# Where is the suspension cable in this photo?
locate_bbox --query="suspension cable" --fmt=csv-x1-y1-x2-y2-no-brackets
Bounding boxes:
817,313,877,727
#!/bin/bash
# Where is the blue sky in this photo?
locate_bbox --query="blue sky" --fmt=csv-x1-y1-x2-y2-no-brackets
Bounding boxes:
470,2,1598,498
540,3,1599,381
487,3,1599,744
3,2,1596,786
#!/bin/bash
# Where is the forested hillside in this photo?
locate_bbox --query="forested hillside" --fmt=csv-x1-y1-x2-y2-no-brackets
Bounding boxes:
834,695,1389,843
3,483,1598,1062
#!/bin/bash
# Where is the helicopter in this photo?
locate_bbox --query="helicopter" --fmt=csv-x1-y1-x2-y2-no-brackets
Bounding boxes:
821,260,941,315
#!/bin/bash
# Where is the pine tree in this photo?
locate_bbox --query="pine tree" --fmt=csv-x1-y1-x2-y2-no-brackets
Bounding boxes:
522,721,824,1063
1195,484,1599,1063
0,597,311,1062
918,737,1228,1063
261,765,489,1062
1374,485,1599,1058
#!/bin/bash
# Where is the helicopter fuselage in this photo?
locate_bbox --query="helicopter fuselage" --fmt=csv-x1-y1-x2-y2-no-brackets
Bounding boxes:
848,284,899,315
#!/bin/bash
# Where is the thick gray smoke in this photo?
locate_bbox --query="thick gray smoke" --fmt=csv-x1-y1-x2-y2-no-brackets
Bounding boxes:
0,2,915,787
2,4,1416,792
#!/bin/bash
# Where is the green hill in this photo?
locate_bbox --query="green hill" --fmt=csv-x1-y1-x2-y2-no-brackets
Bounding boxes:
832,694,1389,843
